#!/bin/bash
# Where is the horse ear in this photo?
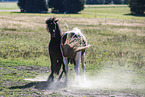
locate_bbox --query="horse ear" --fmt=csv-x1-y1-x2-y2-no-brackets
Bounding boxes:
52,17,56,21
45,17,52,24
54,19,59,23
45,19,49,24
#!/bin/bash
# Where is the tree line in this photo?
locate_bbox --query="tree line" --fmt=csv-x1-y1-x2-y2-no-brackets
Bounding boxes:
129,0,145,14
17,0,144,15
86,0,128,4
17,0,48,13
0,0,17,1
17,0,85,13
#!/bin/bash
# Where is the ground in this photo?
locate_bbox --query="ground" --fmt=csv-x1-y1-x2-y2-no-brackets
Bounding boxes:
0,3,145,97
3,66,144,97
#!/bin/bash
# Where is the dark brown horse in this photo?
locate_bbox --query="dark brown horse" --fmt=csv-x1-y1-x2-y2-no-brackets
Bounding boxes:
46,17,65,82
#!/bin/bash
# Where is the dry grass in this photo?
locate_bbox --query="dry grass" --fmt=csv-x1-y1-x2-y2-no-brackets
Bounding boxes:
0,4,145,96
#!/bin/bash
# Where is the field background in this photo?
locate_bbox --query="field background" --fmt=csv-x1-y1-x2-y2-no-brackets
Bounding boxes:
0,2,145,96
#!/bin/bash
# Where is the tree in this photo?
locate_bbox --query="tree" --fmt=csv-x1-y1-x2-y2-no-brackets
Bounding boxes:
86,0,98,4
63,0,85,13
113,0,122,4
48,0,85,13
17,0,27,12
85,0,128,4
129,0,145,14
112,0,128,4
48,0,64,13
17,0,48,13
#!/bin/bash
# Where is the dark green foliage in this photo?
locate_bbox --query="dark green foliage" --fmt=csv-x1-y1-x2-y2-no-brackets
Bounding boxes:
63,0,85,13
48,0,64,13
113,0,122,4
86,0,98,4
86,0,128,4
124,0,128,4
129,0,145,14
17,0,48,13
48,0,85,13
17,0,27,12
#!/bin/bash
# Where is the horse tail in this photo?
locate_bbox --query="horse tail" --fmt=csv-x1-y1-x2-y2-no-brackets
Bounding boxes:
61,29,90,58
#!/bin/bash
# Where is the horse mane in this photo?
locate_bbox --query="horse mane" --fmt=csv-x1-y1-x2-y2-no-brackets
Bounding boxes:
56,22,63,36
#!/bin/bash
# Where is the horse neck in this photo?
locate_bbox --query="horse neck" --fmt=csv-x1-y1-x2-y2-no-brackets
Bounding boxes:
51,23,62,43
56,23,62,37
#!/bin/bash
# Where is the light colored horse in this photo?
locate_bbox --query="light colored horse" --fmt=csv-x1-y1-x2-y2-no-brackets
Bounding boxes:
61,28,90,82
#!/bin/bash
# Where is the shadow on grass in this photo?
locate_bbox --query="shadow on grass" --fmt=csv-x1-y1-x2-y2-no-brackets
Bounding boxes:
9,81,67,90
10,11,81,15
11,12,21,14
10,12,49,14
124,13,145,17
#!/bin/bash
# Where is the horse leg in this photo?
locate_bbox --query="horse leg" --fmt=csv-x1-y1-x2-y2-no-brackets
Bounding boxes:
63,57,68,83
74,51,81,82
58,71,63,81
47,71,54,82
81,52,86,81
58,65,64,81
58,62,66,81
47,60,54,82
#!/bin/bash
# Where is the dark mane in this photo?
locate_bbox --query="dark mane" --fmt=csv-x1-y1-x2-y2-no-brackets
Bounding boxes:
46,17,62,39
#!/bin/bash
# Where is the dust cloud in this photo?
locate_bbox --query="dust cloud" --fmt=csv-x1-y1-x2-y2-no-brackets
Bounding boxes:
25,65,145,91
70,65,145,90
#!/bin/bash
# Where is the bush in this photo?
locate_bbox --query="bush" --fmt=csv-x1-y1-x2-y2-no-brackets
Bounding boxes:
129,0,145,14
86,0,128,4
48,0,64,13
17,0,48,13
86,0,98,4
48,0,85,13
63,0,85,13
17,0,27,12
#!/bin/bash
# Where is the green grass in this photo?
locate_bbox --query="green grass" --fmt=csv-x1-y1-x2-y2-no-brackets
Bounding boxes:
0,2,18,10
0,3,144,20
0,2,145,96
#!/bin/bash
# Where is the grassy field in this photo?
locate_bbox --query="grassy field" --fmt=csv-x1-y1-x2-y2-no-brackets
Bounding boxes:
0,3,145,96
0,2,18,10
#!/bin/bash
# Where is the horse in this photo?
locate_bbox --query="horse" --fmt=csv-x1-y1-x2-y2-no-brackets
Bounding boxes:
61,28,89,82
45,17,65,82
46,17,89,83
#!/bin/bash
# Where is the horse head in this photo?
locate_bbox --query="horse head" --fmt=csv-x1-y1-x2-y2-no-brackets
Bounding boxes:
46,17,59,38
